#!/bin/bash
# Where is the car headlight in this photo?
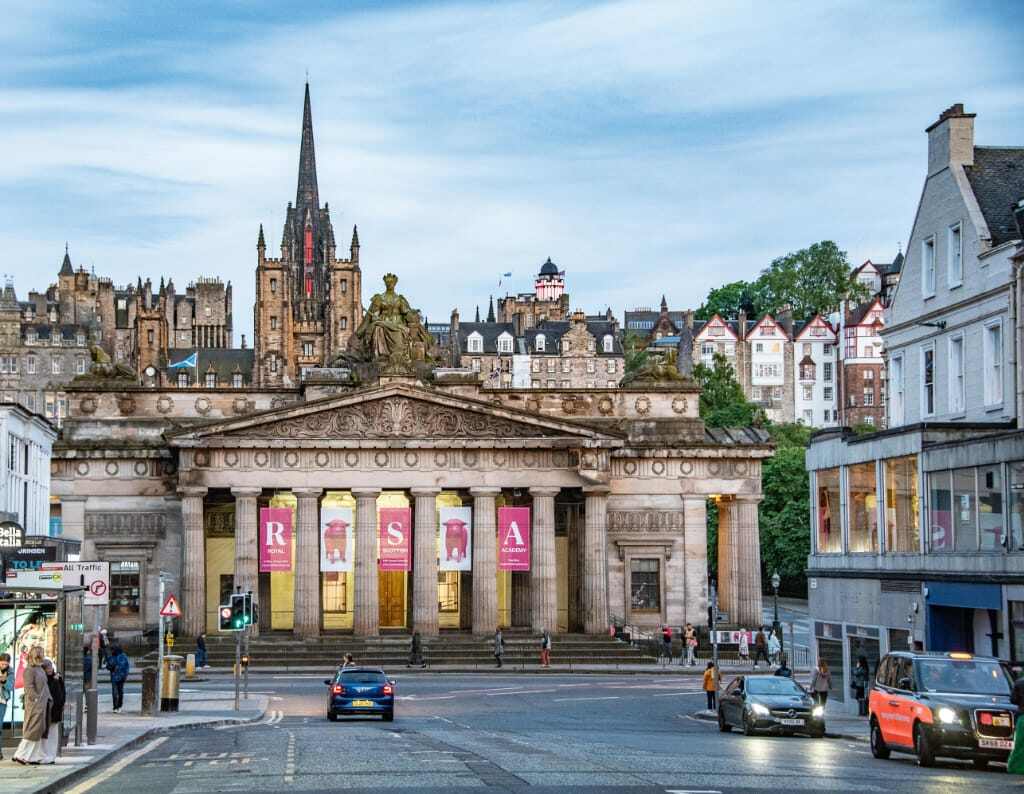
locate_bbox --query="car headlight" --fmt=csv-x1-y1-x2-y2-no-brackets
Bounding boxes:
812,705,825,718
751,703,770,716
937,707,959,724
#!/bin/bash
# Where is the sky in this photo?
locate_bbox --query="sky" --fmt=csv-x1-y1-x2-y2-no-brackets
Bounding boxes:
1,1,1022,342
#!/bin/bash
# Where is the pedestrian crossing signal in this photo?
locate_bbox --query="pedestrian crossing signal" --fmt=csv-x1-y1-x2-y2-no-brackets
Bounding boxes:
218,605,234,632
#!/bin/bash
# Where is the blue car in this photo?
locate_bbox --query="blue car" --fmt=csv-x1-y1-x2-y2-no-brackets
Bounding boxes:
325,668,396,722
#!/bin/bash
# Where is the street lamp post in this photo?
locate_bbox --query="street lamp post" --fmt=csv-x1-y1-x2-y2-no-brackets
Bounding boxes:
771,570,783,657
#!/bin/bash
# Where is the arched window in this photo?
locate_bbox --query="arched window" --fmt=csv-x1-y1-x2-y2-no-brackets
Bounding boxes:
535,334,546,352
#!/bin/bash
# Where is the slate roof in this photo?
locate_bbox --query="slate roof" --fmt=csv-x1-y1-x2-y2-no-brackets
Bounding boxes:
21,323,89,342
166,348,254,385
846,299,884,327
704,426,771,445
965,147,1024,247
455,322,516,354
623,309,687,332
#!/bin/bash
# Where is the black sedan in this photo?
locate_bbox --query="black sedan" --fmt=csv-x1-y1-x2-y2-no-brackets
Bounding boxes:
718,675,825,737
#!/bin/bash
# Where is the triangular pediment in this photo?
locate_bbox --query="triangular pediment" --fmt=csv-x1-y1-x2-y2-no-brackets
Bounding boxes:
168,382,619,444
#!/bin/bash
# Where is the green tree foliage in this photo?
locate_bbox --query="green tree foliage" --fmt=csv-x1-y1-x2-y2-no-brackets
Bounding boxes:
695,280,758,321
693,353,765,428
760,425,812,595
622,330,649,377
754,240,869,320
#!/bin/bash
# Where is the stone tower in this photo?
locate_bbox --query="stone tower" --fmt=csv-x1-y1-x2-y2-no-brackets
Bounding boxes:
254,83,362,387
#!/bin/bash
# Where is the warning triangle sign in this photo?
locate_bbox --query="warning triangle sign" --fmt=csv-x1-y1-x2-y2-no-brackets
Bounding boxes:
160,594,182,618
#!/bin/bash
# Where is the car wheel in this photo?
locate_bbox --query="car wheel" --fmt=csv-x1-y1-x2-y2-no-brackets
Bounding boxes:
972,758,989,770
808,726,824,739
327,712,338,722
718,709,731,733
914,723,935,767
383,711,394,723
870,719,889,759
742,712,756,736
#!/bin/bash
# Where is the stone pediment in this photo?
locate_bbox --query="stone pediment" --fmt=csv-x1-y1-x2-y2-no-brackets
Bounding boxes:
168,383,620,444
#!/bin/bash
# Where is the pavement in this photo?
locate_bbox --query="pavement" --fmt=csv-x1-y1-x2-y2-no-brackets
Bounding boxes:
0,687,267,794
34,672,1018,793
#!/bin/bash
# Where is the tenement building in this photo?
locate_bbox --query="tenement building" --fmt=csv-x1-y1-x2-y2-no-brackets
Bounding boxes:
805,104,1024,713
51,84,771,641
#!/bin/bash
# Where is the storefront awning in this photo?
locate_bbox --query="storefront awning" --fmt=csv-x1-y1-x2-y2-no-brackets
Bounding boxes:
925,581,1001,610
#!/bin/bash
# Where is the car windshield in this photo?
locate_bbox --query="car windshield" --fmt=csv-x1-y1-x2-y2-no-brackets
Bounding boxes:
339,671,387,684
915,659,1012,696
745,677,805,696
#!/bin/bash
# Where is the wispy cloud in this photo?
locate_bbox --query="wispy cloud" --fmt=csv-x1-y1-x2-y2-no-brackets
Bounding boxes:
0,0,1021,336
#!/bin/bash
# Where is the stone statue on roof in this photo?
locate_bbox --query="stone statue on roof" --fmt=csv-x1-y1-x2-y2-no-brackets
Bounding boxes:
349,274,436,375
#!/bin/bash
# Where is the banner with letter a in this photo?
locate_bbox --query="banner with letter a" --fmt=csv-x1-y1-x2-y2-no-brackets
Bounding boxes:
378,507,412,571
259,507,293,572
320,506,354,572
497,506,530,571
438,507,472,571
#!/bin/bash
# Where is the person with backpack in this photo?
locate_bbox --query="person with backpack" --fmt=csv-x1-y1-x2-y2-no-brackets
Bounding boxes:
106,644,130,713
540,629,552,668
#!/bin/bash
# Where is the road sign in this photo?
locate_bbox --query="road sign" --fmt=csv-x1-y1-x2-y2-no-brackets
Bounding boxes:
64,562,110,606
160,594,182,618
3,560,109,603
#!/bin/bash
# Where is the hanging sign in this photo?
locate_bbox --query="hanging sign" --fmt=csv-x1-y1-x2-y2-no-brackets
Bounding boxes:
259,507,293,572
497,506,531,571
378,507,411,572
321,507,354,572
438,507,472,571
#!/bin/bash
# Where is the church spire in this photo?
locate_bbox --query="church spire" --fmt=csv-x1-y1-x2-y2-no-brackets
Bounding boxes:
295,82,319,214
487,295,495,323
60,243,73,276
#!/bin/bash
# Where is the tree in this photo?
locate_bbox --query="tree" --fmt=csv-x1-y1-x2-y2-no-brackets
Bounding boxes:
754,240,869,320
693,353,765,428
695,280,758,321
759,442,810,595
622,330,649,378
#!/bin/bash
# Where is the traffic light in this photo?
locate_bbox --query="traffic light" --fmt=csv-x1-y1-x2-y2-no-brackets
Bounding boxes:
218,604,234,632
230,593,246,630
242,592,254,626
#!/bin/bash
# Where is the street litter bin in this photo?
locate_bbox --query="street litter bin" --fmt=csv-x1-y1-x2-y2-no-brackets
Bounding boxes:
161,654,184,712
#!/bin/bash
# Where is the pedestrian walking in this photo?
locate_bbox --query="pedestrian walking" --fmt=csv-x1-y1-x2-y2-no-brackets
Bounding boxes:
851,656,870,716
40,659,65,764
1009,673,1024,773
340,653,356,669
0,653,12,760
773,653,792,678
106,644,130,713
196,632,208,669
737,630,750,666
12,646,52,765
752,628,769,669
540,629,552,668
97,628,110,669
810,659,832,707
767,631,781,667
683,623,697,667
494,629,504,668
661,625,673,663
409,631,424,667
703,662,718,711
83,645,93,687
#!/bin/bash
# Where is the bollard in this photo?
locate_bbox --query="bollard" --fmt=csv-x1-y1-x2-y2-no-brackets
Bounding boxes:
185,653,196,680
141,667,159,716
85,689,98,745
74,690,84,747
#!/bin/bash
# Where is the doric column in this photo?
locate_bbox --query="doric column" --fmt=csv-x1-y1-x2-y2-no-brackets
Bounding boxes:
529,487,559,634
582,486,609,634
682,496,709,628
180,487,208,638
352,487,381,636
231,487,261,636
470,487,500,635
716,498,737,625
733,495,764,628
293,488,323,638
411,487,441,636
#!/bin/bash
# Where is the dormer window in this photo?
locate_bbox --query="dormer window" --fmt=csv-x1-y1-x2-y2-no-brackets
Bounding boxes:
177,372,189,388
497,333,513,354
205,372,217,388
467,333,483,353
232,372,243,388
603,335,614,353
535,334,546,352
77,333,85,346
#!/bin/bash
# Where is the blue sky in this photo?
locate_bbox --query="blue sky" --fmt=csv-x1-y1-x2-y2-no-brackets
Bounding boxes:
1,1,1021,340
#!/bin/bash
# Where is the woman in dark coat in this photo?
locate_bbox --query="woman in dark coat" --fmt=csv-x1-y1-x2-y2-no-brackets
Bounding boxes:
41,659,66,764
13,646,52,765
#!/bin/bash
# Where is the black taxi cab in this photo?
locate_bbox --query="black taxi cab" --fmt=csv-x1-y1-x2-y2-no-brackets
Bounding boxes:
869,650,1016,769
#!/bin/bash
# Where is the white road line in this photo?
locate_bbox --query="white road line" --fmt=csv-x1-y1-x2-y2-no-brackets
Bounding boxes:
284,730,296,784
653,692,699,697
63,737,168,794
552,695,620,702
485,689,558,696
665,790,722,794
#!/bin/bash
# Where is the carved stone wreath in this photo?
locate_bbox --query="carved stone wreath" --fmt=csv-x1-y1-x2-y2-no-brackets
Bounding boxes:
253,451,269,468
680,461,694,476
374,451,390,468
651,461,666,476
195,397,212,415
284,451,299,468
134,461,149,477
671,396,688,415
117,396,136,415
623,460,638,476
157,396,174,415
345,452,359,468
597,396,614,416
79,397,97,415
634,397,652,416
105,462,119,477
434,452,449,468
76,462,90,477
315,451,330,468
225,451,239,468
233,397,253,416
194,451,210,468
233,397,554,440
561,398,576,415
404,452,419,468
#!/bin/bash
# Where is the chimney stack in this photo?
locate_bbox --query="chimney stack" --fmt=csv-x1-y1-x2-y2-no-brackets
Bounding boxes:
241,334,247,349
926,103,975,177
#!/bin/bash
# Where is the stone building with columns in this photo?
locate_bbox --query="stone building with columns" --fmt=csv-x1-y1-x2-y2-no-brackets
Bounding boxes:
53,375,770,640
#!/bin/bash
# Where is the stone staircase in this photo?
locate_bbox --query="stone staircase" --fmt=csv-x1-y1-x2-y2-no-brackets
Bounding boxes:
171,631,658,669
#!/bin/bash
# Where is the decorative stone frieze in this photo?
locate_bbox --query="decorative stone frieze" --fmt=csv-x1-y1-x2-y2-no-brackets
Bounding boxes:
85,511,167,541
608,510,684,534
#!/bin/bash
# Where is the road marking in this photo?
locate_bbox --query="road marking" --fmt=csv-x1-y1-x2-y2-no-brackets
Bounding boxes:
665,790,722,793
284,730,296,784
63,737,167,794
653,692,699,697
552,695,620,702
485,688,558,696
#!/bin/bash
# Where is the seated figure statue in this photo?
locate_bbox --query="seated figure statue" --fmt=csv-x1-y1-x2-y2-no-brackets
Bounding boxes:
353,273,434,373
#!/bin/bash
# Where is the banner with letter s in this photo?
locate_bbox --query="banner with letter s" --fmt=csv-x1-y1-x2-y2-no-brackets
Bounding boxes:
378,507,411,571
497,506,530,571
259,507,293,572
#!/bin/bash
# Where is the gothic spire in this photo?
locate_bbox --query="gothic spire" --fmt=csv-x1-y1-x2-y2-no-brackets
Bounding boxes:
351,225,359,249
475,305,481,323
60,244,73,276
487,295,495,323
257,223,266,248
295,82,320,214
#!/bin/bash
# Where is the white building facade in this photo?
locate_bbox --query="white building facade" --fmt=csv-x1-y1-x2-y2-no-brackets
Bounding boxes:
0,403,57,536
794,315,839,428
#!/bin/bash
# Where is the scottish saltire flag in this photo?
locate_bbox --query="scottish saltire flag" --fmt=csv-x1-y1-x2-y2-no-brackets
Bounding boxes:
498,271,512,287
168,352,197,369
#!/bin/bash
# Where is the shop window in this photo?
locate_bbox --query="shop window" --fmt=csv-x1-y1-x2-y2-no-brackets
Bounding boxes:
847,462,879,553
928,470,954,551
110,561,141,616
816,468,841,554
978,466,1004,550
630,558,660,611
1010,462,1024,552
953,468,978,552
884,456,919,553
322,573,348,612
438,572,459,613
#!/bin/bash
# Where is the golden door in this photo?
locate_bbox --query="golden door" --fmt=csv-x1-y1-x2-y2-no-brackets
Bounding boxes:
378,571,406,628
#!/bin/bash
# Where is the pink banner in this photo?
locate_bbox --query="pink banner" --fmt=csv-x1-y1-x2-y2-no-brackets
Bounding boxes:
378,507,411,571
498,507,530,571
259,507,293,572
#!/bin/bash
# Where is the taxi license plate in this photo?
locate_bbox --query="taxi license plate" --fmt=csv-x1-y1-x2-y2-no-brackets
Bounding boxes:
352,699,374,707
979,738,1013,750
780,718,804,726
